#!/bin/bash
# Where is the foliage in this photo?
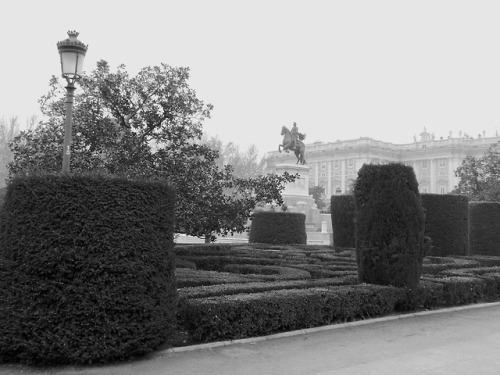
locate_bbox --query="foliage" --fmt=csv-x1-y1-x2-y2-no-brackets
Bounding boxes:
309,185,326,209
202,135,266,179
0,116,21,187
249,211,307,244
8,61,295,240
354,163,426,288
453,142,500,201
0,174,177,365
330,195,356,248
421,194,469,256
469,202,500,256
179,284,402,342
174,243,500,345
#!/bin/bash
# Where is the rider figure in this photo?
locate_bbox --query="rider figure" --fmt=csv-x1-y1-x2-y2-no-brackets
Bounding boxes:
291,122,299,150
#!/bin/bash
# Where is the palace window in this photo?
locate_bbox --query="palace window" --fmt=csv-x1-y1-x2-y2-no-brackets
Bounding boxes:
422,161,428,169
348,159,354,168
334,160,340,169
439,159,446,168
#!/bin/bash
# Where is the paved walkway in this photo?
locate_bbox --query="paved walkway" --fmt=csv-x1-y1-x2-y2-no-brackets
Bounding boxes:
2,302,500,375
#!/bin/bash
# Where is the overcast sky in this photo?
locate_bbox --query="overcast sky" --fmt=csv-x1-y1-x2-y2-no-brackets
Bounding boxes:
2,0,500,155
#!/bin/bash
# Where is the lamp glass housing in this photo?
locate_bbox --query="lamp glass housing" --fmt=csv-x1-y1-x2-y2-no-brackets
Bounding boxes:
57,31,88,81
59,48,86,79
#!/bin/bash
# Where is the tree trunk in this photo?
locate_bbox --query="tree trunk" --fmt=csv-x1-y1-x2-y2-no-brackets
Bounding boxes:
204,234,211,243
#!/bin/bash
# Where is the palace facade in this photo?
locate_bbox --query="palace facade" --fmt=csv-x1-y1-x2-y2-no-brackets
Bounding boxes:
266,129,500,197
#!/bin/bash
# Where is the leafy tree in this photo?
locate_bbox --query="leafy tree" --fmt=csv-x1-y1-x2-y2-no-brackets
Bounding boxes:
452,142,500,201
309,185,326,209
202,135,266,178
0,116,21,186
8,60,295,240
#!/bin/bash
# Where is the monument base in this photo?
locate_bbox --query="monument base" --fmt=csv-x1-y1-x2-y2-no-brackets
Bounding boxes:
269,163,333,245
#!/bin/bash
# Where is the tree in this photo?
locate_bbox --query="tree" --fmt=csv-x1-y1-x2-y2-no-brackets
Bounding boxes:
8,60,296,240
201,135,267,178
309,185,326,210
0,116,21,187
452,142,500,201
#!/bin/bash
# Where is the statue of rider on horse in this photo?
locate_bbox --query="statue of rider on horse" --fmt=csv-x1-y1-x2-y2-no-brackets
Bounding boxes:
279,122,306,165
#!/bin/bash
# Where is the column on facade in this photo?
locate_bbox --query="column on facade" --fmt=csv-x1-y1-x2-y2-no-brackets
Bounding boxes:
449,157,459,192
341,159,346,193
326,160,332,197
314,162,319,186
429,159,435,193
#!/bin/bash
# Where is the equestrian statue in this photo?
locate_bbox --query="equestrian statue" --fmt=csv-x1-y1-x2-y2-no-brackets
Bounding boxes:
279,122,306,165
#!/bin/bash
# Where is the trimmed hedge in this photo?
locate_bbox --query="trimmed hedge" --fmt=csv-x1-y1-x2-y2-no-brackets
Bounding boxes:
469,202,500,256
172,243,500,345
179,284,403,342
179,278,356,299
422,257,480,275
421,194,469,256
179,275,500,344
0,174,177,365
176,268,261,287
331,195,355,248
354,164,426,288
421,276,489,306
221,264,311,280
249,212,306,244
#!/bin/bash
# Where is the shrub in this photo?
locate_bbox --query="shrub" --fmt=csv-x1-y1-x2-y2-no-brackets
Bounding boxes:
0,174,177,365
354,163,425,288
249,212,306,244
469,202,500,256
175,268,260,287
221,264,311,280
331,195,355,248
459,255,500,267
178,278,356,299
421,194,469,256
422,276,488,306
179,284,402,342
422,257,480,275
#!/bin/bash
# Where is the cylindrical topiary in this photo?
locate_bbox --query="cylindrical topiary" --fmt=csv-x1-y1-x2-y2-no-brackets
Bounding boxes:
0,174,177,365
331,195,355,248
354,163,426,288
421,194,469,256
249,211,306,244
469,202,500,256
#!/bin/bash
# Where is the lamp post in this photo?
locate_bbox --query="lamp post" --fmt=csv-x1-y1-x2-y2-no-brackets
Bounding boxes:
57,31,88,173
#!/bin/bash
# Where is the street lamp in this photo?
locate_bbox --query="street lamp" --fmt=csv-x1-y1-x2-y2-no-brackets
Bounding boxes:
57,31,88,172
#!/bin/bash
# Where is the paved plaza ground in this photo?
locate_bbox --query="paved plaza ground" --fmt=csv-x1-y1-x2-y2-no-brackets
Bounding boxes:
2,302,500,375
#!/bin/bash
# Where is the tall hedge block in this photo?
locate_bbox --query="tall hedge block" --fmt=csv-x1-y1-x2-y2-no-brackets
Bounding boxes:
421,194,469,256
331,195,355,248
0,174,177,365
469,202,500,256
354,163,425,288
249,211,306,244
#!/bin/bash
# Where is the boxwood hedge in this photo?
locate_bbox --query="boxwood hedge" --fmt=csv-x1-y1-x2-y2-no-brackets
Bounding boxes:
249,212,306,244
0,174,177,365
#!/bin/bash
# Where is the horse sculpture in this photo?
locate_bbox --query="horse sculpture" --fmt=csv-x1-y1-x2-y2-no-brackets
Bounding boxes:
279,126,306,165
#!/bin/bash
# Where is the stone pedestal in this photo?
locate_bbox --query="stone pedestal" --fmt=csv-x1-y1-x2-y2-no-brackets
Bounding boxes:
274,163,311,197
272,163,333,245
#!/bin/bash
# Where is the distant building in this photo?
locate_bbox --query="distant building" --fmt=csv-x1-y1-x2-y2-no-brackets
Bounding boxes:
266,128,500,196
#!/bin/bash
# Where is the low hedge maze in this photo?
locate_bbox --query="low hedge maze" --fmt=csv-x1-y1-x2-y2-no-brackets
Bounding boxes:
174,244,500,346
